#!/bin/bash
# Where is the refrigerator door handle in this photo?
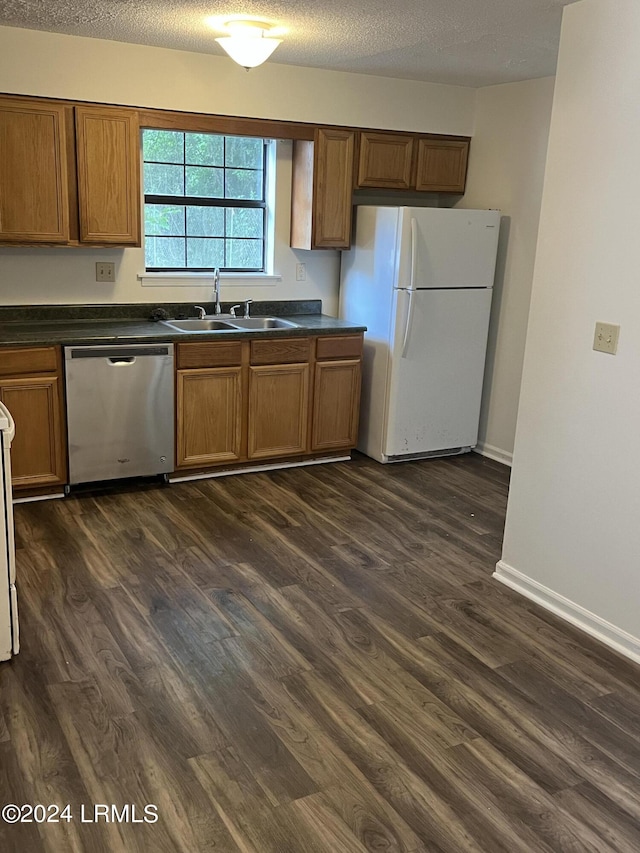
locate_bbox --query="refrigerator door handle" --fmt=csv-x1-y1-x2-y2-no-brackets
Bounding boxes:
401,289,415,358
410,217,417,290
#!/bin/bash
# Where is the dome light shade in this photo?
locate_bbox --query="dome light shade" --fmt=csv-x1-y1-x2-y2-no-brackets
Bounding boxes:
215,19,283,69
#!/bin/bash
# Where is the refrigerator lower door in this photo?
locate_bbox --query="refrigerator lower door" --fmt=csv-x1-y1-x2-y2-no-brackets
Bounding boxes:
383,288,493,459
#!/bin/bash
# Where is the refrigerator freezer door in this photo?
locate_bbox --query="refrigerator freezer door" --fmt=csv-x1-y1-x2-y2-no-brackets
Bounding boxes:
384,288,493,458
398,208,500,290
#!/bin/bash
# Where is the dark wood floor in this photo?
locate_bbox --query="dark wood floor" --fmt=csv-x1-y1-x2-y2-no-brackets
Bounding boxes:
2,453,640,851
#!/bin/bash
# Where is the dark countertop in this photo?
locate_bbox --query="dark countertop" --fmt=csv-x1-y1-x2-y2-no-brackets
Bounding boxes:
0,301,366,347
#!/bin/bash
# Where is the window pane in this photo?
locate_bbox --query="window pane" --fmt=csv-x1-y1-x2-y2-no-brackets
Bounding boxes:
225,169,263,200
142,130,184,164
186,166,224,197
187,238,225,268
145,204,185,236
144,163,184,195
226,207,263,239
225,137,263,169
145,237,186,268
226,239,263,269
186,206,224,237
186,133,224,166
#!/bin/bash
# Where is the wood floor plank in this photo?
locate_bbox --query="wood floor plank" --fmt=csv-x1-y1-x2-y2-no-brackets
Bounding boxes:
3,452,639,852
282,670,490,853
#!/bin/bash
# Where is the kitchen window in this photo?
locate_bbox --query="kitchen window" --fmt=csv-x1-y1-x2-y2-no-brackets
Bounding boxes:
142,129,269,273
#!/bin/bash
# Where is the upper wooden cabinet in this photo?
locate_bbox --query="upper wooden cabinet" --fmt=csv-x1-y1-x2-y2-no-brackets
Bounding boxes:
0,96,141,247
355,130,470,194
415,137,469,193
0,98,70,243
356,132,414,190
291,128,355,250
75,106,141,244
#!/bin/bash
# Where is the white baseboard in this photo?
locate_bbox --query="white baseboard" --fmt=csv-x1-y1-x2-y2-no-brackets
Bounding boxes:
474,442,513,467
170,455,350,483
494,560,640,666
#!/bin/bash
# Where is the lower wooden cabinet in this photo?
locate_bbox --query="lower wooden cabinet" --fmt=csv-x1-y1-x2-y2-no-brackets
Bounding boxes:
248,363,309,459
174,334,362,473
0,347,67,489
312,359,361,451
177,367,243,467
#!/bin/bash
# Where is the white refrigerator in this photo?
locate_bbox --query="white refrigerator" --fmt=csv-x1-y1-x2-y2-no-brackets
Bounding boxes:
339,206,500,463
0,401,18,661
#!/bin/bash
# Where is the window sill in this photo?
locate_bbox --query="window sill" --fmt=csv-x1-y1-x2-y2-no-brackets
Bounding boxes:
138,272,282,287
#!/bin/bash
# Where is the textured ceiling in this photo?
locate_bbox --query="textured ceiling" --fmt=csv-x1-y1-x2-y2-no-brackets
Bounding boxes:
0,0,576,87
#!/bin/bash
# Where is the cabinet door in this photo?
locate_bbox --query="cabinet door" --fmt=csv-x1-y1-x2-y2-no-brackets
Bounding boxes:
0,98,70,243
312,128,355,249
75,105,141,245
312,360,361,451
415,138,470,193
0,377,67,488
356,132,414,189
248,364,309,459
177,368,243,468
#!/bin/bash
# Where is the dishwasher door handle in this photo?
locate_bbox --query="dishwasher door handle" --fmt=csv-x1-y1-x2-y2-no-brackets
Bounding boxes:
108,356,136,365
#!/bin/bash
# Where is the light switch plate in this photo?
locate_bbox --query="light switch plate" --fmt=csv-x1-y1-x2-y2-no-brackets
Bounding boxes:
96,262,115,283
593,322,620,355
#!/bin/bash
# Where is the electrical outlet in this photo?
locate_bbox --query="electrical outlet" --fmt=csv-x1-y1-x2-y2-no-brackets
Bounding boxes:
96,262,115,283
593,321,620,355
295,263,306,282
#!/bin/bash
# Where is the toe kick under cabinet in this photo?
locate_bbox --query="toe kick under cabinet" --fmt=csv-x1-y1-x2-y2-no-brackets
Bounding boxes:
175,334,363,473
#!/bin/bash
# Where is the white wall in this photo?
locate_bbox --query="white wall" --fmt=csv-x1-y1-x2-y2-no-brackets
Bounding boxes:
459,77,555,464
498,0,640,658
0,26,476,312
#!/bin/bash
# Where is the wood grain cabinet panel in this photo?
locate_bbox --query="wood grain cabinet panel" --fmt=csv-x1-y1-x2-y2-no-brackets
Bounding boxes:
312,359,361,451
291,128,355,250
0,347,59,378
250,337,311,365
0,97,69,243
248,364,309,459
176,341,243,370
315,335,363,361
415,138,470,193
177,368,243,468
356,132,414,189
0,375,67,489
75,105,141,245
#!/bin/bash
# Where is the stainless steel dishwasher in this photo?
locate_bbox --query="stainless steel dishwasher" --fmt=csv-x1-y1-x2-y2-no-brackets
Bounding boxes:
65,344,174,485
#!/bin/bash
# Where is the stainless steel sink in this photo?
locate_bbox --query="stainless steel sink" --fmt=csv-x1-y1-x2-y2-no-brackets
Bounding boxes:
160,319,238,332
160,316,300,333
228,317,299,330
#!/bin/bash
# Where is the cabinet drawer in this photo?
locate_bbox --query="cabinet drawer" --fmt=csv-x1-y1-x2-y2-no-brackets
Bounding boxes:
316,335,363,360
0,346,59,377
251,337,310,365
176,341,243,369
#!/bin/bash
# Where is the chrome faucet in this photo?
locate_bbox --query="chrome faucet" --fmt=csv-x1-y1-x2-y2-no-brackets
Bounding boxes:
243,299,253,318
212,268,221,315
194,305,206,319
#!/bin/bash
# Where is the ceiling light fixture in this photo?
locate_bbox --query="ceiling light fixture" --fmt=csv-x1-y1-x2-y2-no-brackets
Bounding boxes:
215,18,282,70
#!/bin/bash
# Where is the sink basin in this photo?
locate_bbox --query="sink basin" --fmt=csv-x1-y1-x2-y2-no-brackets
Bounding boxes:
228,317,299,330
160,319,238,332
